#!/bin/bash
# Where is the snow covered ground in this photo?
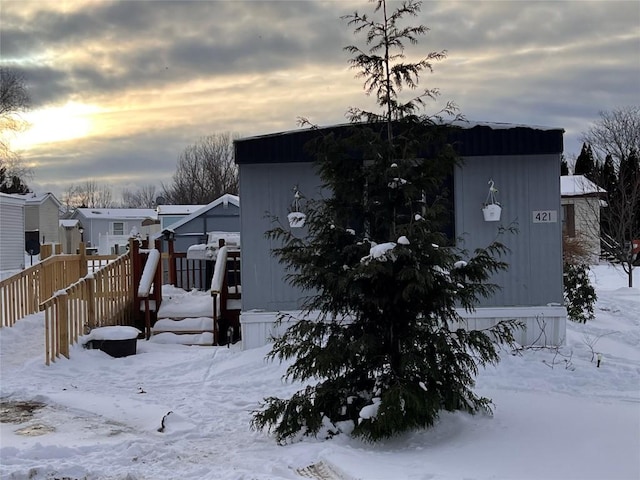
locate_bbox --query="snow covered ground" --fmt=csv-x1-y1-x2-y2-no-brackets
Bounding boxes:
0,264,638,480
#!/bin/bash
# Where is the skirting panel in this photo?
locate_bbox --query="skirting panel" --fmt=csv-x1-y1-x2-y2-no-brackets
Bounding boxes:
240,306,567,350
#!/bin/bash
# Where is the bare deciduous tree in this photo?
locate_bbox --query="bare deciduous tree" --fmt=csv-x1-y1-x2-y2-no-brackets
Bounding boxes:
581,106,640,287
0,67,31,192
582,107,640,168
163,132,239,205
64,180,114,208
121,184,158,208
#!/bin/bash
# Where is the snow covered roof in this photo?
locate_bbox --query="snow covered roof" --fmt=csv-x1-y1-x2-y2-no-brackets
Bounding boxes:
561,175,606,197
450,119,563,131
10,192,62,207
155,194,239,237
211,193,239,209
157,204,207,216
75,208,158,220
238,120,563,143
0,192,26,205
60,219,79,228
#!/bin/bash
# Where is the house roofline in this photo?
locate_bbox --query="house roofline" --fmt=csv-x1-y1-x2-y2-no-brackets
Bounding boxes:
235,121,564,165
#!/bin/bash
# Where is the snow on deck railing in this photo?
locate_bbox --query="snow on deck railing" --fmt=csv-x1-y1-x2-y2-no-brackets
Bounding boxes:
138,249,160,298
40,249,133,365
0,248,119,328
210,246,228,294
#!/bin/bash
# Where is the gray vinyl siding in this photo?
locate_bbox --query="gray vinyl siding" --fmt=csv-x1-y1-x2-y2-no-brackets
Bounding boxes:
240,162,323,311
0,195,26,271
454,154,563,307
39,199,61,244
170,203,240,253
24,205,39,232
240,153,563,311
23,197,60,245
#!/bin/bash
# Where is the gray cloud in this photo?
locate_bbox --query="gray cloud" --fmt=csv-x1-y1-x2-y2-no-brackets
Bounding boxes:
2,0,638,200
3,0,353,107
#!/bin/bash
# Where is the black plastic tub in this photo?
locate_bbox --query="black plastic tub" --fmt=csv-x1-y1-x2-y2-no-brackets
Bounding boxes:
86,338,137,358
83,326,141,358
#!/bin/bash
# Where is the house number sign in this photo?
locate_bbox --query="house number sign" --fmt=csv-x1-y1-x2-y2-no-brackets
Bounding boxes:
532,210,557,223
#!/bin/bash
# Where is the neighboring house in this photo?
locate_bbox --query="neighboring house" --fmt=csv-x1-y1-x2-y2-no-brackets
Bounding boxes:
157,204,206,231
71,208,159,255
560,175,606,262
0,192,26,272
12,192,62,255
59,219,83,254
235,122,567,348
157,194,240,253
156,194,240,289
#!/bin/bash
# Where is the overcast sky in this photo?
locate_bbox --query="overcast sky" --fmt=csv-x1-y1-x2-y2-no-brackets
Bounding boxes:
2,0,639,202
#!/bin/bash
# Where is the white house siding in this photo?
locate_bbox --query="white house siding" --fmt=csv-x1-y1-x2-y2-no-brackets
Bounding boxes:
561,196,602,262
71,208,157,250
24,197,60,245
38,197,62,245
241,307,567,350
0,193,26,272
560,175,605,263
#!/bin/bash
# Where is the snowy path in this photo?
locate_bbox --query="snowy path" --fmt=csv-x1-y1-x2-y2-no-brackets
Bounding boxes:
0,264,638,480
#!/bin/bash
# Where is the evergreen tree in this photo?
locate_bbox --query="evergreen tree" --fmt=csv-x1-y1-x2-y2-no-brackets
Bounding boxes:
618,148,640,240
0,165,29,193
563,263,597,323
601,154,616,193
252,0,519,443
574,143,595,179
560,155,569,175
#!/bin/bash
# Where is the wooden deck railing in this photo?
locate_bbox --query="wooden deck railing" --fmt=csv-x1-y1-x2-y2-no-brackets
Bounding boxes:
0,244,118,328
162,252,210,291
40,250,134,365
210,240,241,345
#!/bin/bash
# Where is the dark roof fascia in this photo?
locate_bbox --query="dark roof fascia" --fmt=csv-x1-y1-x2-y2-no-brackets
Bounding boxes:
562,192,607,199
234,122,564,165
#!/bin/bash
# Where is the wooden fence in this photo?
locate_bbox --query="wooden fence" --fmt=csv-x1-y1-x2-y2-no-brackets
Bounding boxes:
0,244,117,328
40,250,134,365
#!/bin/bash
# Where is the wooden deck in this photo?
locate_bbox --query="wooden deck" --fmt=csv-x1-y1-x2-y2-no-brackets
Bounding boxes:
2,237,242,363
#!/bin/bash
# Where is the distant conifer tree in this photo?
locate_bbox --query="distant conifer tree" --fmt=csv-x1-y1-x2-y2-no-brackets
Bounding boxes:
561,155,569,175
0,165,29,194
574,143,596,179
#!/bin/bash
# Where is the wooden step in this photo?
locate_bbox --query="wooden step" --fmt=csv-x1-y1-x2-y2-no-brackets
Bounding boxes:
150,331,214,346
151,317,215,346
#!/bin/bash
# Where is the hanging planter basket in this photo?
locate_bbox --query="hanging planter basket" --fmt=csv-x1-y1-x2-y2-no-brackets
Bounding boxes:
288,211,306,228
482,179,501,222
288,186,306,228
482,203,502,222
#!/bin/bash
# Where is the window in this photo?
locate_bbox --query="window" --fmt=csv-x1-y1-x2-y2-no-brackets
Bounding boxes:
112,222,125,235
562,204,575,237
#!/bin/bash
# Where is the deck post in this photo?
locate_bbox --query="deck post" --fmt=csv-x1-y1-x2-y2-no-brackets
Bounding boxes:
153,238,163,309
58,292,69,359
167,236,176,286
40,243,52,260
130,238,141,324
78,242,88,278
86,276,96,331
